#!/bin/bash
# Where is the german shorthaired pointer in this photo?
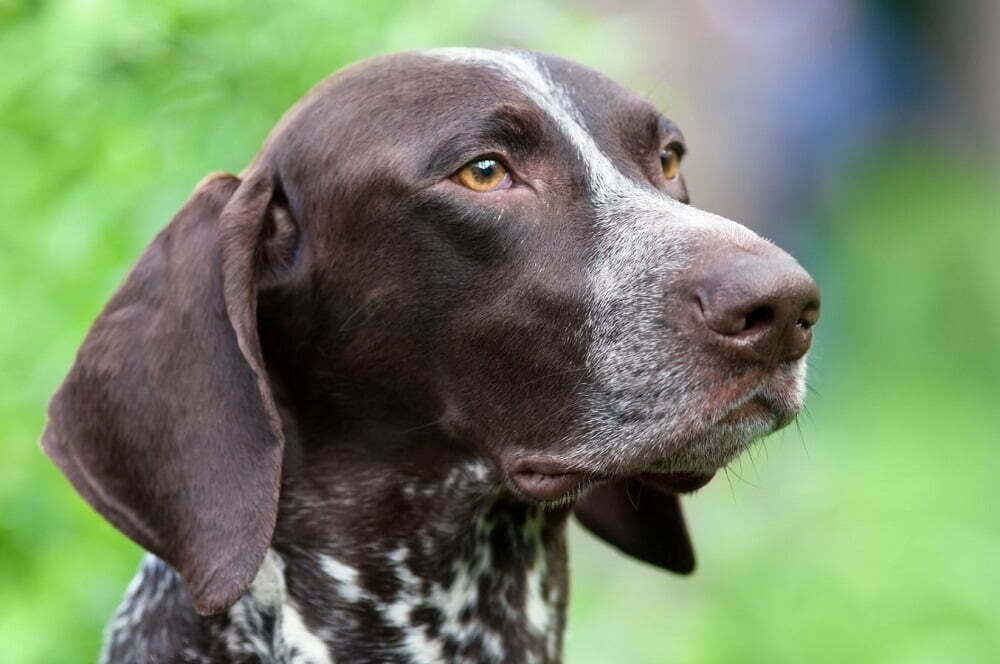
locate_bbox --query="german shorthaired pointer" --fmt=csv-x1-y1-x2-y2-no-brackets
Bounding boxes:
43,48,820,663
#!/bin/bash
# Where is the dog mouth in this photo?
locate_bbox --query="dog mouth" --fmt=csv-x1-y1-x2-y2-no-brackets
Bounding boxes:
508,374,802,503
508,459,715,503
508,450,719,503
718,397,770,423
508,463,594,502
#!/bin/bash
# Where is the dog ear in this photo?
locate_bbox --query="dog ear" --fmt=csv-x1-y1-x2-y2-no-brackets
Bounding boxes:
574,479,695,574
41,166,297,615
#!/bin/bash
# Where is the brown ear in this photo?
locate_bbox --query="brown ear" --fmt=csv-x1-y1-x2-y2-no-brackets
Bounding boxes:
41,166,295,615
574,479,696,574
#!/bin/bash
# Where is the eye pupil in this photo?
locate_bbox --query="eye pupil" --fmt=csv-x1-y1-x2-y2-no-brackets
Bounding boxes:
473,160,495,181
660,148,680,180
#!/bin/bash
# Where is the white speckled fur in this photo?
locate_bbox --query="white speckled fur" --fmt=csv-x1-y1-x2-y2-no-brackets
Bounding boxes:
319,555,366,604
312,501,560,664
94,49,809,664
224,550,335,664
99,555,172,663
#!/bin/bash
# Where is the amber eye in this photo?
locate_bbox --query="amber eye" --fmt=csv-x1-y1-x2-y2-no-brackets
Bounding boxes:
659,147,681,180
455,158,510,192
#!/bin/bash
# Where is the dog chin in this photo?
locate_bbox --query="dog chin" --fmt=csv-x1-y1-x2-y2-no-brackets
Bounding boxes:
695,412,781,468
647,391,800,477
507,371,805,504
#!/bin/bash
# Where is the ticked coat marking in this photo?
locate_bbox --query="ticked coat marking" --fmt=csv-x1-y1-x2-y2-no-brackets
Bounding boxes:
43,47,819,664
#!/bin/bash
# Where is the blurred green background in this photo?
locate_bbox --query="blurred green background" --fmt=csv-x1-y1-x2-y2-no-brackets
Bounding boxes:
2,1,998,662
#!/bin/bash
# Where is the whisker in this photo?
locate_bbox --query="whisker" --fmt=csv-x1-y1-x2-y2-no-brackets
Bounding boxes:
519,366,587,388
746,443,759,474
625,481,642,510
528,371,589,433
795,415,811,460
722,467,737,502
724,463,762,490
399,417,445,435
338,298,381,332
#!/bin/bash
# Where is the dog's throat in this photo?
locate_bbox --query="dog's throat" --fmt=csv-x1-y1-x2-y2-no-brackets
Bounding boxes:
268,472,572,664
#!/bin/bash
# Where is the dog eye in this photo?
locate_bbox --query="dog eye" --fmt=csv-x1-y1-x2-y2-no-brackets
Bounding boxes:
660,147,681,180
455,159,511,192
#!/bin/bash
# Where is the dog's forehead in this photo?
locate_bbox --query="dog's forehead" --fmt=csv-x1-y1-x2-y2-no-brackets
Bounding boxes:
274,49,656,165
342,48,646,115
423,48,633,100
420,48,656,143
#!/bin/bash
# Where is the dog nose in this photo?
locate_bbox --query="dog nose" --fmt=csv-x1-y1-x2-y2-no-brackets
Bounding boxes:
694,250,820,365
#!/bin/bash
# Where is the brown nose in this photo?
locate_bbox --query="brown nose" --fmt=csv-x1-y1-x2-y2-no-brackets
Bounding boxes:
694,250,820,365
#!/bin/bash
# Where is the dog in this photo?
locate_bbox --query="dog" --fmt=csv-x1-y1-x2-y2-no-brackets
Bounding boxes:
42,48,820,663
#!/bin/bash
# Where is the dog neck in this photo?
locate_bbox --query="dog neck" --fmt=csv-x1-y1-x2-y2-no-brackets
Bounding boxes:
102,452,572,664
273,454,571,664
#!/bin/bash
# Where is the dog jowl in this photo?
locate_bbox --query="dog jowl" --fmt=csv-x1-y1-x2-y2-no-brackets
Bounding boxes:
42,49,819,664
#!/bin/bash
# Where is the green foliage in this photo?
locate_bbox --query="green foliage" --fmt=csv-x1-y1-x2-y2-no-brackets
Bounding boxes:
2,1,998,662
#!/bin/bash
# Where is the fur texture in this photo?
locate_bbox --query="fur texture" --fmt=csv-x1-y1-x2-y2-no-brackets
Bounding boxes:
43,49,819,663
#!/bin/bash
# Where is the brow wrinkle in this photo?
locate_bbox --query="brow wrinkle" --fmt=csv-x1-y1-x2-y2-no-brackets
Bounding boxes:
424,105,548,177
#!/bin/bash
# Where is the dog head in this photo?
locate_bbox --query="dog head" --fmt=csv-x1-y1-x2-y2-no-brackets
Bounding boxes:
42,49,819,614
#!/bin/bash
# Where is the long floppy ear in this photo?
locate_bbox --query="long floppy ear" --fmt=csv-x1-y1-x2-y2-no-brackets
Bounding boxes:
41,166,296,615
574,479,696,574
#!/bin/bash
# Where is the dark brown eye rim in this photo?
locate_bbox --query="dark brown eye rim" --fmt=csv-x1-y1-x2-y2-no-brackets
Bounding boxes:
659,144,684,180
454,158,512,192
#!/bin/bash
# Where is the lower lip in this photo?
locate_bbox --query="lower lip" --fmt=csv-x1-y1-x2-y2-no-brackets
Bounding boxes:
719,399,769,423
639,471,714,493
510,470,589,502
511,469,714,501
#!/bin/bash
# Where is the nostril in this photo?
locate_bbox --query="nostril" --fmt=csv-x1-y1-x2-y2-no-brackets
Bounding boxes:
796,299,821,331
743,305,774,332
696,292,779,338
